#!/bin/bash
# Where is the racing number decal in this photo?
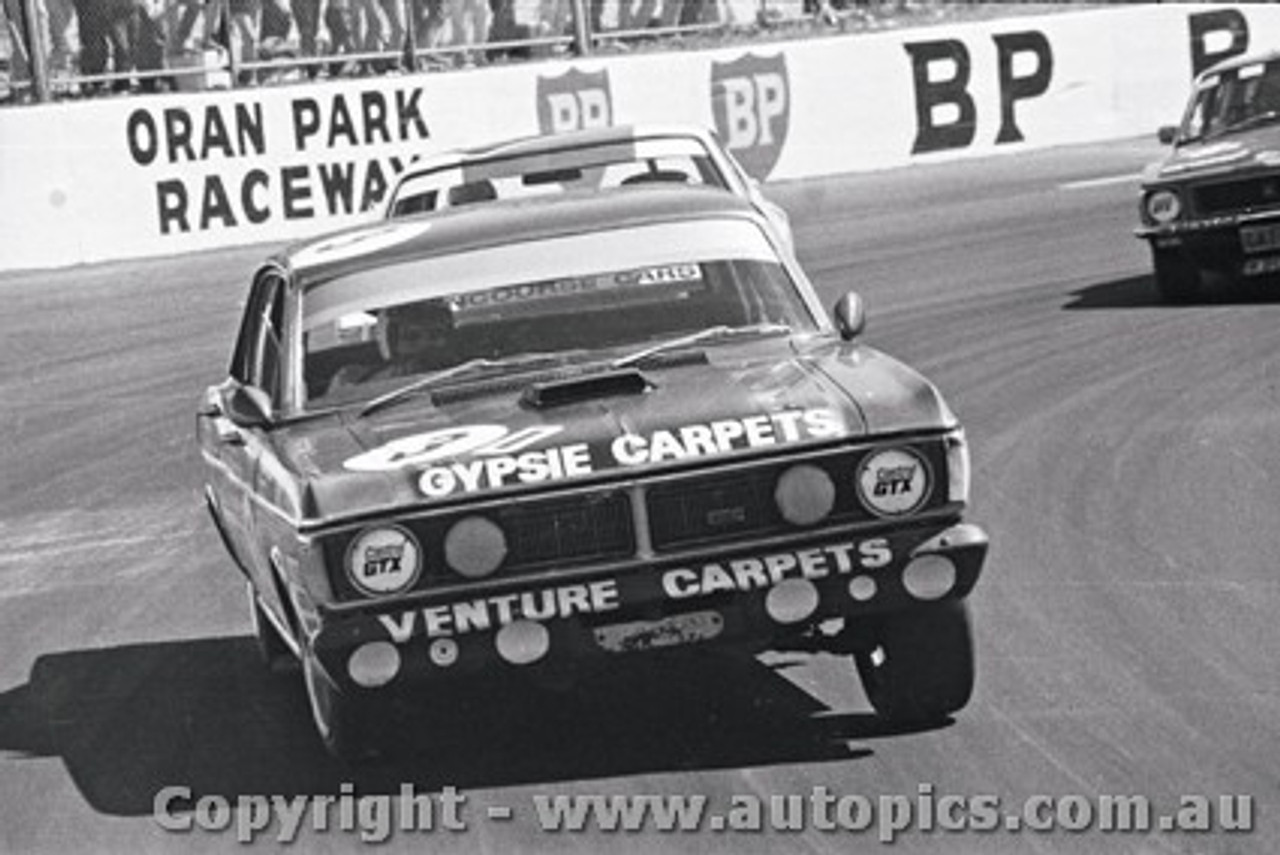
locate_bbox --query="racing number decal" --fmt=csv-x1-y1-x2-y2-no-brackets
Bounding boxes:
345,424,564,471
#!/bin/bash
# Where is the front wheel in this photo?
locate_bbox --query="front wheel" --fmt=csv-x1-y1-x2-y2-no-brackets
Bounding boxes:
303,650,383,763
247,583,298,674
854,601,975,725
1151,247,1203,304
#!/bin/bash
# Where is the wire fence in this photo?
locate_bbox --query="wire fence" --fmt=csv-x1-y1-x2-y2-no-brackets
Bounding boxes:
0,1,1143,104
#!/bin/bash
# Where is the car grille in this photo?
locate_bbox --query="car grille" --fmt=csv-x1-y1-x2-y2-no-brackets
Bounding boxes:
647,470,787,549
1195,174,1280,217
646,451,883,551
496,493,634,571
328,442,949,599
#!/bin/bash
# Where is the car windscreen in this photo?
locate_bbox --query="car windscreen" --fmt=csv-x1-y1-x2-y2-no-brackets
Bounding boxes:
299,219,815,407
387,138,728,217
1183,60,1280,141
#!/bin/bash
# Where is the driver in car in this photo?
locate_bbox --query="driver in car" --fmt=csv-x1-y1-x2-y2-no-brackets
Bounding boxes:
328,299,457,391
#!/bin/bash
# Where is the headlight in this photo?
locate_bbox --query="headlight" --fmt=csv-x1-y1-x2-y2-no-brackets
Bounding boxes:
856,447,931,518
444,516,507,579
346,525,423,597
774,464,836,525
1145,189,1182,225
945,428,971,505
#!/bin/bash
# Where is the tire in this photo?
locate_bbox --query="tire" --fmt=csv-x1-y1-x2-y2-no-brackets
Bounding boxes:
1151,247,1203,304
302,648,383,763
247,583,298,674
855,601,975,724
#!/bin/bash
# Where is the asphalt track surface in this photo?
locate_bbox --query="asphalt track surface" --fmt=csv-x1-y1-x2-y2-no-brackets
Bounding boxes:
1,136,1277,854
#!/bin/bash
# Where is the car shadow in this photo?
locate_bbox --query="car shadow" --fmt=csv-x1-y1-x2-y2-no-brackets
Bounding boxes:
1065,273,1280,309
1063,275,1165,310
0,636,948,816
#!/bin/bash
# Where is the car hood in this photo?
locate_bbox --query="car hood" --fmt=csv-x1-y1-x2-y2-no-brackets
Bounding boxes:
1145,125,1280,184
277,341,956,524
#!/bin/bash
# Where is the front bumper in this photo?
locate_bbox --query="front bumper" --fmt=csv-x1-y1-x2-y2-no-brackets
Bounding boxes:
1137,210,1280,276
309,519,989,693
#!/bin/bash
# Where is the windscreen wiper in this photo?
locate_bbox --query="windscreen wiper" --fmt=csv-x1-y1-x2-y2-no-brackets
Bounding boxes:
610,323,791,369
357,351,587,418
358,358,503,418
1218,110,1280,136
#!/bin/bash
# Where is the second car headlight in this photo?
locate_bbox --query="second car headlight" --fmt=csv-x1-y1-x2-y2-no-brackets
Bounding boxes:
1144,188,1183,225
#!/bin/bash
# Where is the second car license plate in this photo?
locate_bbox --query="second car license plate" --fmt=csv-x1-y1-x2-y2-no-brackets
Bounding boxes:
594,611,724,653
1240,223,1280,254
1241,255,1280,276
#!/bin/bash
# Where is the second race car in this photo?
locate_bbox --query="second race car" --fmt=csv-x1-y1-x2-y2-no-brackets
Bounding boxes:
1137,49,1280,301
384,124,795,254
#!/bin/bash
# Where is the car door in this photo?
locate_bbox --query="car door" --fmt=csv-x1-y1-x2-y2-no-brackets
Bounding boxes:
205,269,288,592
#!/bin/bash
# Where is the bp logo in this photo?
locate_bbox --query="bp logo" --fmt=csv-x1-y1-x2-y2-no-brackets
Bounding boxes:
537,68,613,135
711,53,789,181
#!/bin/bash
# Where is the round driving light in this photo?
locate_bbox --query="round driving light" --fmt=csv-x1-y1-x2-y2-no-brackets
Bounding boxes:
346,526,422,597
444,516,507,579
848,575,878,602
495,620,550,665
856,448,931,518
764,578,820,624
348,641,401,687
429,638,459,668
1145,189,1182,225
902,555,957,601
774,464,837,526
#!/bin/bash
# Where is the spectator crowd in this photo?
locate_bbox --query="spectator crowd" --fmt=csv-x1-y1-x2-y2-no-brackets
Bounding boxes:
1,0,595,98
3,0,1109,102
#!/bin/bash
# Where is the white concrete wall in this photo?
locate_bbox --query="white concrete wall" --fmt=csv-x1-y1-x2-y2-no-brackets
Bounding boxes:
3,3,1278,270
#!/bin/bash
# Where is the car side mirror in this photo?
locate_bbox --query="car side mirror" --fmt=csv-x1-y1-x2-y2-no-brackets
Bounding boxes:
1157,126,1178,146
833,292,866,340
223,383,273,429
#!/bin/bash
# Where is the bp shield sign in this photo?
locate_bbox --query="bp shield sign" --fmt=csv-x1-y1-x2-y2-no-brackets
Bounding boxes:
536,68,613,135
711,53,790,181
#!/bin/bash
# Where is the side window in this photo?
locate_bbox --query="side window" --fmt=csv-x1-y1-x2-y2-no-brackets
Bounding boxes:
254,279,286,403
230,271,287,405
392,190,439,217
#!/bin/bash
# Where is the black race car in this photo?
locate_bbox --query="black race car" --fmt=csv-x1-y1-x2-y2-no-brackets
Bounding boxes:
197,183,988,761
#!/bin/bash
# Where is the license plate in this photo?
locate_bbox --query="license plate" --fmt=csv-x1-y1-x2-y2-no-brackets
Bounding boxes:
1240,223,1280,254
1241,255,1280,276
594,611,724,653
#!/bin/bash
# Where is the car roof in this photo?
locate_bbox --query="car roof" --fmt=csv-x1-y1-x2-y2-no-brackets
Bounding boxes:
437,123,714,159
284,185,763,286
397,124,718,176
1199,48,1280,81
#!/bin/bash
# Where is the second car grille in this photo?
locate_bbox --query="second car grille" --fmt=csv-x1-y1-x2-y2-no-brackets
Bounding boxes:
1195,174,1280,217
